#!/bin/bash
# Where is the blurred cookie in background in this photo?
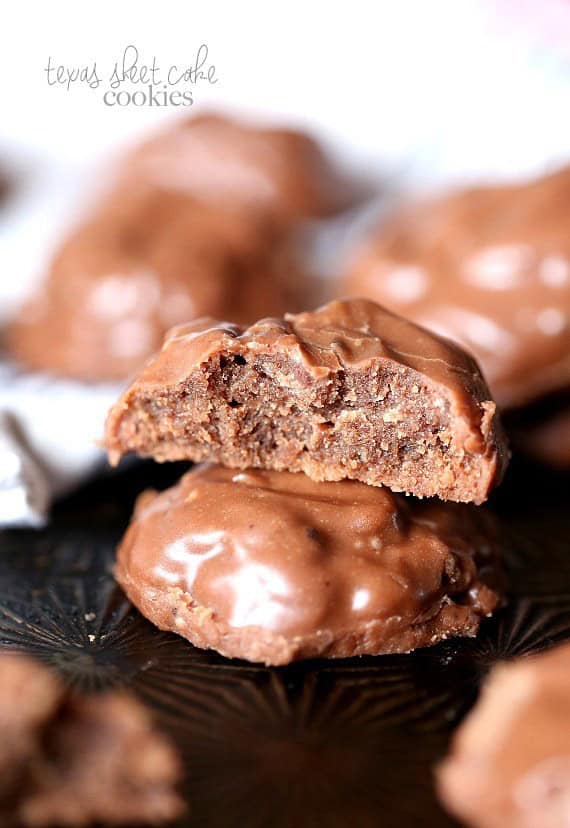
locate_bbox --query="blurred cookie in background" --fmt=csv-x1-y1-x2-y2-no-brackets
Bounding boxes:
0,652,184,827
341,166,570,464
6,186,312,383
6,111,365,384
437,642,570,828
0,654,64,805
121,111,364,225
343,166,570,409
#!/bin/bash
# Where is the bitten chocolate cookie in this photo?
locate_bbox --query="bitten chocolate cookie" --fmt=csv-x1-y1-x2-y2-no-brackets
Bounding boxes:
437,642,570,828
343,166,570,409
121,112,359,222
116,464,501,666
0,653,184,827
7,187,307,382
105,298,508,504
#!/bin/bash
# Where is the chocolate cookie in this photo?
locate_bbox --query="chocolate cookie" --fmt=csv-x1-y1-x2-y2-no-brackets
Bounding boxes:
7,187,307,382
122,112,359,222
0,653,184,827
20,692,184,827
105,298,508,504
116,464,502,666
343,166,570,409
0,655,64,804
437,642,570,828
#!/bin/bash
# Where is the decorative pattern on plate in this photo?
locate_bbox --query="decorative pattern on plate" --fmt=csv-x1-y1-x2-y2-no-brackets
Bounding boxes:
0,459,569,827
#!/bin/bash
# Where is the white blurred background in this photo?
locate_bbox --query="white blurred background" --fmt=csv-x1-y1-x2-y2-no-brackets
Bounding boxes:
1,0,569,315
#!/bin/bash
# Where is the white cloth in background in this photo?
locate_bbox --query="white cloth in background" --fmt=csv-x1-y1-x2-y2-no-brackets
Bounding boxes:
0,364,120,527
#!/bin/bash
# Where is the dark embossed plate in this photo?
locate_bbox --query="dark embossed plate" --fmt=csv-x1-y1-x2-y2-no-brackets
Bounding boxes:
0,457,569,827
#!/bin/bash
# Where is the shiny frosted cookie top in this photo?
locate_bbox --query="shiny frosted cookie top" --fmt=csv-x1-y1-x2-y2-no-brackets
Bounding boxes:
105,299,508,503
117,464,499,639
138,296,497,405
345,166,570,408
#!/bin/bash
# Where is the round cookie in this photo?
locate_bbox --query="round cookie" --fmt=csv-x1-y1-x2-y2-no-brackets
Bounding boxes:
7,187,308,382
438,642,570,828
343,166,570,409
122,112,359,223
116,464,502,665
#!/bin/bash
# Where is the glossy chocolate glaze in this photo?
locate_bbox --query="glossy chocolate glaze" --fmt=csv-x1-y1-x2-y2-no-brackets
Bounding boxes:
438,642,570,828
136,297,496,412
105,299,508,504
344,167,570,408
117,464,500,649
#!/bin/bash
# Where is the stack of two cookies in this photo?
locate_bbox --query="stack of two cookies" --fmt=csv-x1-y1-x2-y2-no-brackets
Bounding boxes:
103,298,509,665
